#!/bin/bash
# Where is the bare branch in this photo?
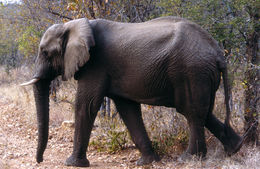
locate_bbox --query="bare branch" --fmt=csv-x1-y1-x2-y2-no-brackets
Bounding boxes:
47,7,73,20
238,29,248,41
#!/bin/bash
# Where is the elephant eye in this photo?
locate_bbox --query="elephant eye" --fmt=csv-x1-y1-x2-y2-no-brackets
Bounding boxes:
42,50,48,57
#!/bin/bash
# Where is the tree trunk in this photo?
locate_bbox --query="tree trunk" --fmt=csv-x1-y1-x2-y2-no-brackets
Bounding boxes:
244,66,259,145
106,97,111,117
100,101,105,117
99,97,111,118
244,6,259,145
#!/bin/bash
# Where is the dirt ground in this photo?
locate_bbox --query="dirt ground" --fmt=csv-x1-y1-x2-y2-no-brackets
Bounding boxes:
0,68,259,169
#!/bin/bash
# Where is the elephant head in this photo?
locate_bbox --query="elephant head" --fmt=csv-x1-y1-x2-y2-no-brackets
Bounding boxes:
20,18,95,163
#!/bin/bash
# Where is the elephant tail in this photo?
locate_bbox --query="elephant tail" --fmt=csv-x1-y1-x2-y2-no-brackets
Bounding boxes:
222,66,231,127
218,57,231,127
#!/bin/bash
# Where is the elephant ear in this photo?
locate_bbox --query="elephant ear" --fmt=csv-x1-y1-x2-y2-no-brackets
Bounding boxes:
62,18,95,80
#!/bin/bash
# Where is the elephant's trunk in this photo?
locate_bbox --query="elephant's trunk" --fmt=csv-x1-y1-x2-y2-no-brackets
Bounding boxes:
33,79,51,163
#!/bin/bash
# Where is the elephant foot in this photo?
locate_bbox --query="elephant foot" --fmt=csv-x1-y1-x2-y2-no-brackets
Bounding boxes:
224,123,256,156
136,153,160,166
223,125,247,156
65,155,90,167
224,137,243,156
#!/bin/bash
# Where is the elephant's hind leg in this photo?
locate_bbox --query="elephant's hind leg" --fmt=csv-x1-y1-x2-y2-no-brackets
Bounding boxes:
205,114,243,155
179,78,211,159
182,118,207,159
113,98,160,165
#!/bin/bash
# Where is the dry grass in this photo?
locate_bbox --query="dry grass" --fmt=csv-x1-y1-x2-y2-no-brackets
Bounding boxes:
0,66,259,169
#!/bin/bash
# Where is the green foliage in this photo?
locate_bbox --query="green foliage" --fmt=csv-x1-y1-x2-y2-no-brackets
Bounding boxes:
90,114,188,156
65,0,160,22
89,116,130,153
0,4,22,71
152,129,189,155
106,123,128,153
0,0,257,67
17,26,42,57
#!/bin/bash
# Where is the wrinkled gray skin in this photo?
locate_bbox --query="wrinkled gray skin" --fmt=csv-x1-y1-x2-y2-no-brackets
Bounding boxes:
29,17,245,167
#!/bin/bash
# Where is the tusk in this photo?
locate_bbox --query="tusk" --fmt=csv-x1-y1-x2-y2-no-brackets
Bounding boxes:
20,78,40,86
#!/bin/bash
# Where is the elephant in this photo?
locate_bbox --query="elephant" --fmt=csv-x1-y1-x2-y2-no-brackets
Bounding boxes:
21,16,247,167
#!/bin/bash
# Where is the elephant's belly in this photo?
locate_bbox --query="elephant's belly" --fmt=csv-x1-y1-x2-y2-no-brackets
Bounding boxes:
108,84,175,107
107,70,177,107
135,96,175,107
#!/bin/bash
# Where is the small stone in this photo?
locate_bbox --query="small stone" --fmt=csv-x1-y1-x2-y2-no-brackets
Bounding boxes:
61,120,75,128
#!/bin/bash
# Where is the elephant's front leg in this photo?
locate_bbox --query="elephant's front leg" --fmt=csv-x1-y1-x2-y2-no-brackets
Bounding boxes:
113,98,160,165
65,84,103,167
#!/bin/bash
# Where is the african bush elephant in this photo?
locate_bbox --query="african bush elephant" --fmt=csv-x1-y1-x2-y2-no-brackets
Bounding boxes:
21,16,246,167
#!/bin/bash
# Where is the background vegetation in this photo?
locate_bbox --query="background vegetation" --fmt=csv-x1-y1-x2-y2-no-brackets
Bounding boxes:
0,0,259,168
